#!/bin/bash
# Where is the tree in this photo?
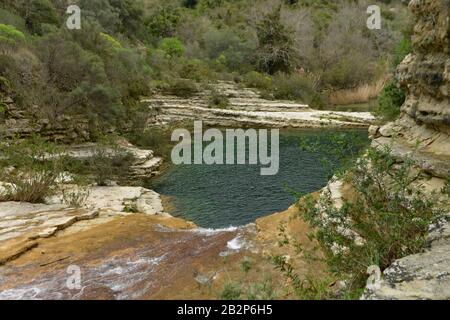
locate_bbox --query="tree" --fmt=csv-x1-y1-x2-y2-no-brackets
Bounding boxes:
158,37,185,58
109,0,145,39
25,0,59,35
255,6,297,74
145,6,180,42
0,23,26,54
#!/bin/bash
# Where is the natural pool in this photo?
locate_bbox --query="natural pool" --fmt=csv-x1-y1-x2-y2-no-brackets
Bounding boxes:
151,129,368,229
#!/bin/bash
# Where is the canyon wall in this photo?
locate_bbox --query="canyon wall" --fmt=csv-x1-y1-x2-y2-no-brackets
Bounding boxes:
364,0,449,299
0,95,91,143
370,0,449,178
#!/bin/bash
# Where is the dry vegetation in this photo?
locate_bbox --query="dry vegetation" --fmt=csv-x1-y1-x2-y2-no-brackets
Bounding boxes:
329,78,387,106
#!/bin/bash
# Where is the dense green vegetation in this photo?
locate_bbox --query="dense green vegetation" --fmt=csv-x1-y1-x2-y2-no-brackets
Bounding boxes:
273,133,448,299
374,31,411,121
0,0,411,133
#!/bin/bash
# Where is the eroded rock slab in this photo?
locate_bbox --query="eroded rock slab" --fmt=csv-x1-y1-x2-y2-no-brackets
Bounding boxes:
362,220,450,300
0,185,167,265
144,81,375,128
66,141,162,181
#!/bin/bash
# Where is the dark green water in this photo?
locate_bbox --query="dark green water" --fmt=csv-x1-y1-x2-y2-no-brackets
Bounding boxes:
151,129,367,229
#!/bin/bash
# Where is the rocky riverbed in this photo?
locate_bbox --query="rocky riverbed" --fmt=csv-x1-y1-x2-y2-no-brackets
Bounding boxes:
0,187,322,299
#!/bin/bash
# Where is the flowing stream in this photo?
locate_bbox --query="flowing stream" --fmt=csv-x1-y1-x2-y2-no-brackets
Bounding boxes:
0,129,368,300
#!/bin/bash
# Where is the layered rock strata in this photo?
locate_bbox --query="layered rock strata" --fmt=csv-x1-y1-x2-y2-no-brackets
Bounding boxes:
363,0,449,300
144,81,375,128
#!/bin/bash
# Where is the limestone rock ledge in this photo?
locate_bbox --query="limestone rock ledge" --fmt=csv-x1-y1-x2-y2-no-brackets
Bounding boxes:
362,221,450,300
362,0,450,300
143,81,375,128
0,186,170,265
63,140,163,181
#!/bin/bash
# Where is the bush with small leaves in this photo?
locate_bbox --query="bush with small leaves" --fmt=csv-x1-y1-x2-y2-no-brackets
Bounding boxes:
296,143,446,295
243,71,272,91
208,90,230,109
375,80,405,122
164,78,199,98
220,282,242,300
0,136,65,203
158,37,185,59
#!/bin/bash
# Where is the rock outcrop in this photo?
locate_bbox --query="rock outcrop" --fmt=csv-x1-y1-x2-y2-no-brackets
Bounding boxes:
0,185,169,265
144,81,375,128
369,0,449,179
363,0,450,300
63,140,163,182
0,95,91,144
363,221,450,300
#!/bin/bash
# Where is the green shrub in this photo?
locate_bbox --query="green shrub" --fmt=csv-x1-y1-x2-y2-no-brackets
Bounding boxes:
200,27,256,72
0,24,26,43
240,256,253,273
271,256,336,299
145,6,180,41
26,0,59,35
245,278,277,300
243,71,272,90
256,7,297,74
127,127,173,159
0,9,26,31
88,145,135,186
0,136,65,203
99,32,122,49
158,37,185,58
220,282,242,300
0,23,26,53
63,139,136,186
392,37,411,67
208,90,230,109
273,132,447,297
294,144,446,295
375,81,405,122
321,55,378,90
271,73,325,108
164,78,199,98
179,58,214,81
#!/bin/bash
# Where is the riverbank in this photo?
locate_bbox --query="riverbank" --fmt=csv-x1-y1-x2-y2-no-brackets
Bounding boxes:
0,119,371,299
0,186,324,299
0,75,380,299
144,81,376,129
0,125,337,299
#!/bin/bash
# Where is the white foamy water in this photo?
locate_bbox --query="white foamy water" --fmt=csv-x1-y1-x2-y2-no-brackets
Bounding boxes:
0,253,167,300
227,236,245,250
193,226,239,235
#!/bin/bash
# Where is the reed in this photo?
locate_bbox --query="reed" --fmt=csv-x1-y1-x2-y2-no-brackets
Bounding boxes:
329,79,387,106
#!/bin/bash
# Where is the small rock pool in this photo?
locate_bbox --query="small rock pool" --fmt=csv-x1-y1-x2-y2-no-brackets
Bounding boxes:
151,129,368,229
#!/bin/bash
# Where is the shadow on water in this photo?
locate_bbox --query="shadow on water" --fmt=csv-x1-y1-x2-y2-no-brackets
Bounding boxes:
150,129,368,228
